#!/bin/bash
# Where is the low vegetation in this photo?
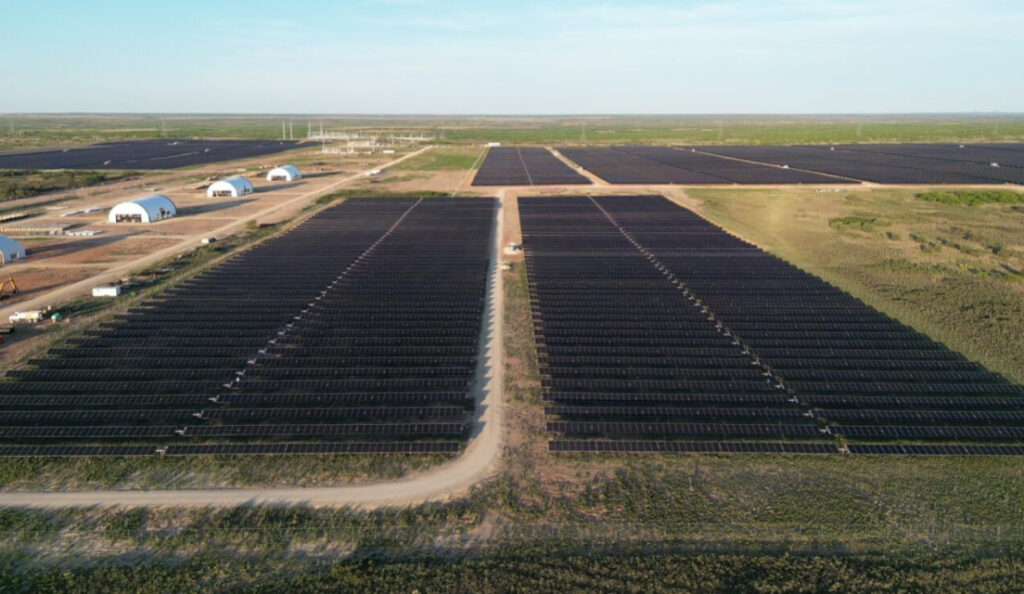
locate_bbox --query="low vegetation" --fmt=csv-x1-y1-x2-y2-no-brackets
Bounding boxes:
390,146,483,171
0,169,132,201
0,454,451,491
5,114,1024,151
312,189,455,207
3,552,1023,593
916,189,1023,206
828,215,885,230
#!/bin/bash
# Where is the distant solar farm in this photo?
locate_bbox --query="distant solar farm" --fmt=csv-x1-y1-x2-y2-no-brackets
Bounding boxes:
0,139,303,170
473,143,1024,185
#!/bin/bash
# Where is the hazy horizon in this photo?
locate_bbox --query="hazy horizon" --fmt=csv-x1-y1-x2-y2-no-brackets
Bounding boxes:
2,1,1022,113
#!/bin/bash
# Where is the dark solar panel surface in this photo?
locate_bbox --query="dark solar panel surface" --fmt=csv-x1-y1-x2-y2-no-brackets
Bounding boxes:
557,146,847,184
521,194,1024,455
0,197,495,456
695,144,1024,184
472,147,591,186
0,139,303,170
519,194,825,453
552,143,1024,185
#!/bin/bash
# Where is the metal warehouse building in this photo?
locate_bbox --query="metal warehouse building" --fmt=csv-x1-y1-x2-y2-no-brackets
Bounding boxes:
207,176,255,197
267,165,302,181
0,235,25,265
107,195,177,224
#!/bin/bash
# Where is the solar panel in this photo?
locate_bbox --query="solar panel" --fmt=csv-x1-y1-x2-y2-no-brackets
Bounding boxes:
0,198,495,456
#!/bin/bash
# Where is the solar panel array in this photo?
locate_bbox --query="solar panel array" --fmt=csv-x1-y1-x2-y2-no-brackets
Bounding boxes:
519,195,829,454
0,139,303,170
521,194,1024,455
472,147,592,186
557,146,846,184
0,197,495,457
695,144,1024,185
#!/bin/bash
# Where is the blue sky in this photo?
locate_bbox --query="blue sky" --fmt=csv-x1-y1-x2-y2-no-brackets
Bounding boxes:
1,0,1022,113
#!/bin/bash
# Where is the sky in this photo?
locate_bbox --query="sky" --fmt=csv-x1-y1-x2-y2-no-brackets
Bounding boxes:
1,0,1022,114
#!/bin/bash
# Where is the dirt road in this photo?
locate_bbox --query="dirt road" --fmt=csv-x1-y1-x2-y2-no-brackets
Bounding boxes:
0,193,505,509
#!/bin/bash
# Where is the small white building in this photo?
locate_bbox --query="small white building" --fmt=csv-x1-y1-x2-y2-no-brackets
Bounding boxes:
266,165,302,182
0,235,25,265
107,195,177,224
9,310,44,323
207,176,255,197
92,285,123,298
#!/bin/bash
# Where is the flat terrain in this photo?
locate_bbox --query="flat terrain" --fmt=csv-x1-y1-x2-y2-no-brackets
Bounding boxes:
1,115,1024,590
6,114,1024,151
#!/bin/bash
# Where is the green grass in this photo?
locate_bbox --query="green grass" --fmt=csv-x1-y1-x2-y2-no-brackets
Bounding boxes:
391,147,482,171
0,169,133,201
828,215,885,230
3,552,1023,593
313,189,452,206
4,114,1024,151
916,189,1024,206
0,454,452,491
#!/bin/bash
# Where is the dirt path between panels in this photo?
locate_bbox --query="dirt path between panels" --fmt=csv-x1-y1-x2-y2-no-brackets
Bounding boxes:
0,193,506,509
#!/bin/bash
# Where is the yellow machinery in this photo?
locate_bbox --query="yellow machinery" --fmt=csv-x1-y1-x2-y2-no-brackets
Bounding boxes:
0,277,18,300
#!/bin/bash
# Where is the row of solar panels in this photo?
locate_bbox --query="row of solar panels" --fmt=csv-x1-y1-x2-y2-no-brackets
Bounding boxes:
521,195,1024,452
0,198,495,453
520,195,815,450
0,442,462,457
0,423,467,439
549,441,1024,456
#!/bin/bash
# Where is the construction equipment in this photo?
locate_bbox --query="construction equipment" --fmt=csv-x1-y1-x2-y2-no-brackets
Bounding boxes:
0,277,18,300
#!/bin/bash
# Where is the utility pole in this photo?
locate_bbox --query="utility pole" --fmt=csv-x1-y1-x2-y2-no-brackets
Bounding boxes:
8,118,13,136
282,121,286,140
307,120,311,139
289,121,293,140
856,122,862,138
581,122,587,141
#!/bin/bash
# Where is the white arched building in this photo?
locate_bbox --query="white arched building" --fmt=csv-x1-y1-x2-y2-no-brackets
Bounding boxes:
267,165,302,181
0,235,25,265
207,176,255,197
108,195,177,224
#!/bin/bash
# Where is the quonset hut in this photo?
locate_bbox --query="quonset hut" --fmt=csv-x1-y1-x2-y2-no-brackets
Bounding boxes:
207,176,255,197
266,165,302,181
107,195,177,224
0,235,25,265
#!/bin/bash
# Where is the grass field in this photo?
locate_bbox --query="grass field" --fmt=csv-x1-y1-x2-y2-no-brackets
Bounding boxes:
674,186,1024,384
4,114,1024,151
0,169,134,201
390,146,483,171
